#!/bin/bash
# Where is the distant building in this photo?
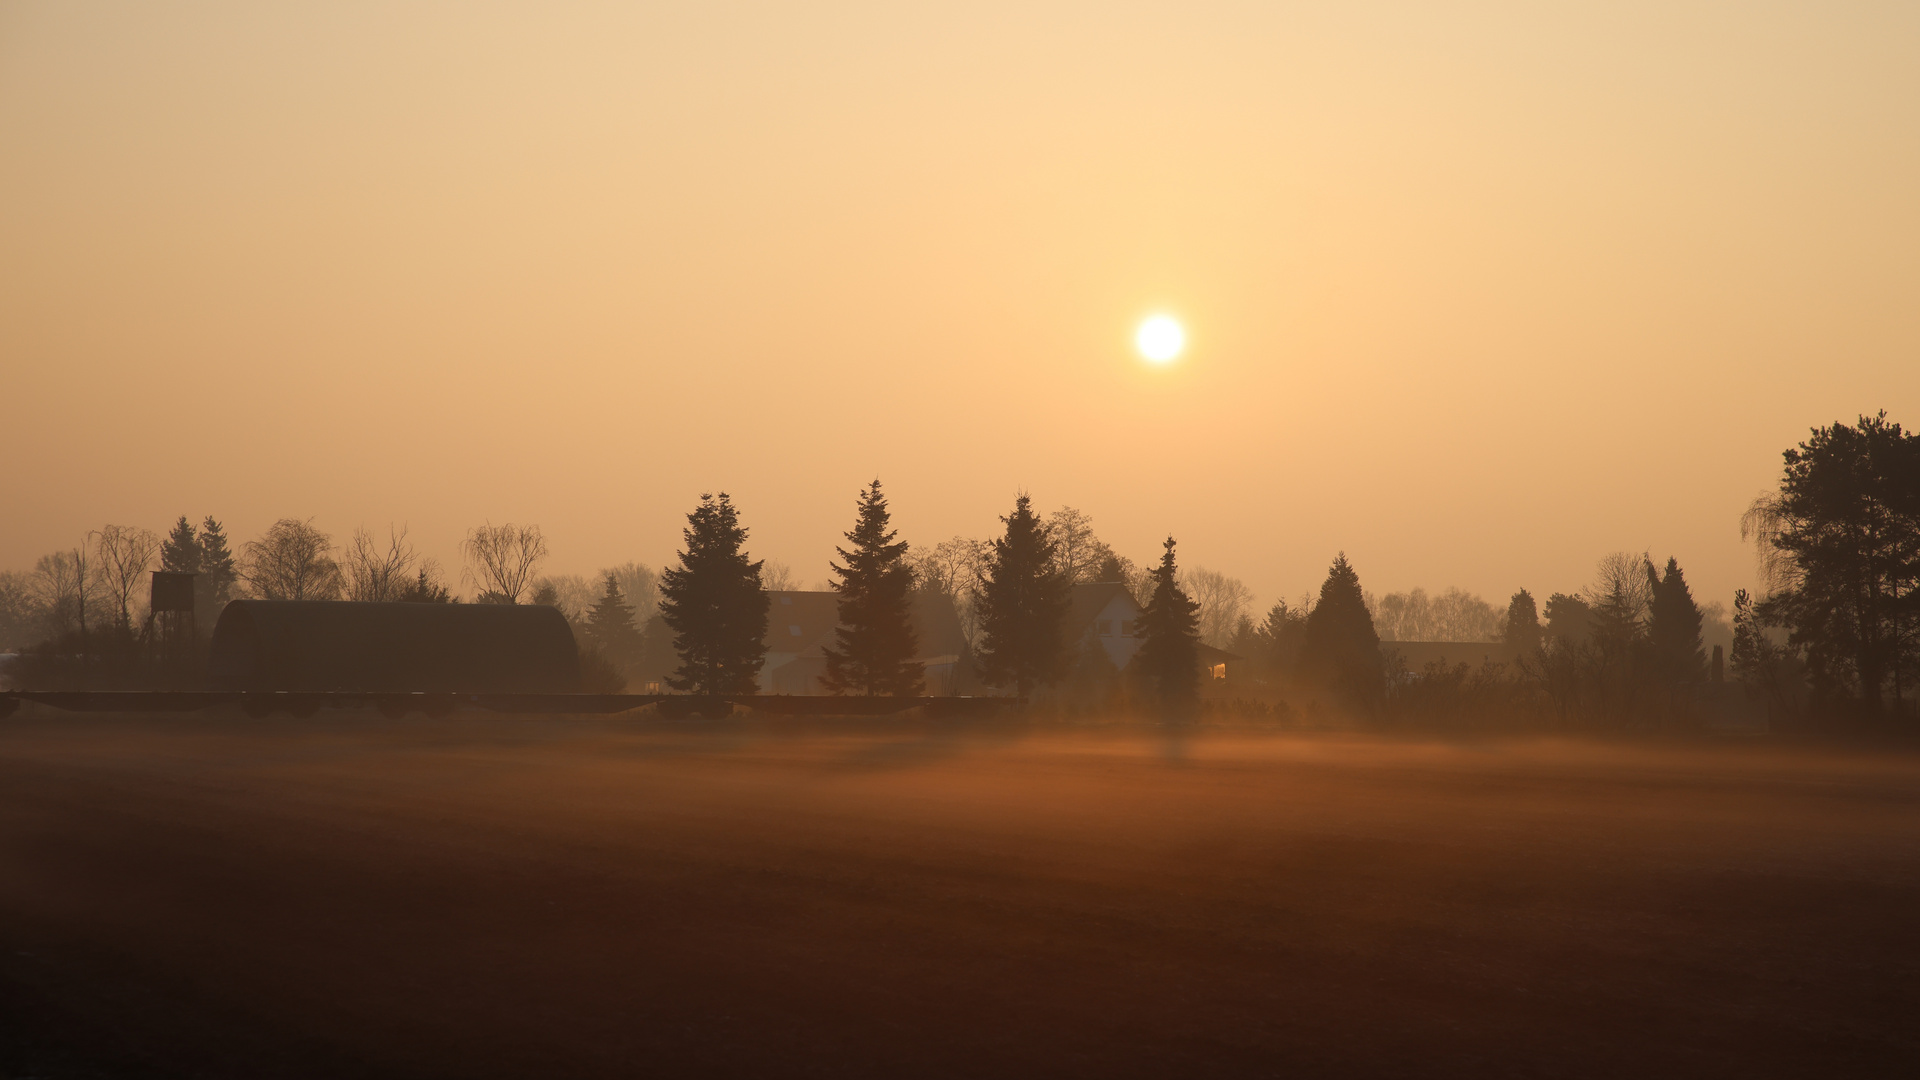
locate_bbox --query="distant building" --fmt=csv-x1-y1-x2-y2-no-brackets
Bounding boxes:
760,590,972,695
207,600,580,692
1064,582,1239,682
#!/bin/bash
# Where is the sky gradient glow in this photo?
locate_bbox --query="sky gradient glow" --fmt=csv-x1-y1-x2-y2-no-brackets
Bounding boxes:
4,1,1916,611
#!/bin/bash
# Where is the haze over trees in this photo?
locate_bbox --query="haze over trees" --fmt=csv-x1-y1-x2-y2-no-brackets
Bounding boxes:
1369,587,1503,643
1,410,1912,731
1181,567,1254,649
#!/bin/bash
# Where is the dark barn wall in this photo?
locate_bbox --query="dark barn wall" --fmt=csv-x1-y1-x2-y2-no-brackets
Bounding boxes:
208,601,581,692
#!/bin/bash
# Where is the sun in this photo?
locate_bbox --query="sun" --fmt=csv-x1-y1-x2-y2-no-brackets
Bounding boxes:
1135,315,1185,364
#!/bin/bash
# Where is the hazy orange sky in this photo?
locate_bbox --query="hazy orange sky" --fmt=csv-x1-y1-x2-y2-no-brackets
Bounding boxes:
4,1,1916,612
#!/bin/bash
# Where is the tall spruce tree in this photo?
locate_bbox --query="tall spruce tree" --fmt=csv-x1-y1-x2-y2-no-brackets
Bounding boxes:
161,516,203,574
1299,553,1383,710
1646,556,1706,684
1131,537,1202,714
659,493,769,695
197,517,239,610
974,494,1072,698
820,480,923,696
586,571,644,669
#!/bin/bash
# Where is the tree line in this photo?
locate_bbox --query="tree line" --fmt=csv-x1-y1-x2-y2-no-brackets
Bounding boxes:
2,412,1912,727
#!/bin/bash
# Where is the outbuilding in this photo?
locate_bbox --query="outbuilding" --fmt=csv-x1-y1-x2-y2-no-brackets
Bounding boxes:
207,600,581,692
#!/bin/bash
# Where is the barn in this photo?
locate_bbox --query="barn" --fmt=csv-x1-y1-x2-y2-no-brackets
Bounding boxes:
207,600,581,693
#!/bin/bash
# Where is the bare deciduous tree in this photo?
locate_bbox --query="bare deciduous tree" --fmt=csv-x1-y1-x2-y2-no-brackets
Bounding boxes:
1180,566,1255,648
1586,551,1653,626
606,561,660,618
1045,506,1118,585
1370,586,1503,642
28,548,101,638
92,525,161,631
759,559,797,592
0,571,36,649
342,524,418,602
462,523,547,604
908,536,991,649
530,573,596,620
243,518,344,601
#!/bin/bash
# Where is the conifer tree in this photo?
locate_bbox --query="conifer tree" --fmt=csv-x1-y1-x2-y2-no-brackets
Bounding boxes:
1254,599,1309,676
586,571,644,669
1502,589,1543,654
398,567,455,603
1646,556,1706,684
1729,588,1785,690
1131,537,1202,714
1299,553,1383,710
197,517,239,609
821,480,923,696
161,516,203,575
974,494,1072,698
659,493,769,695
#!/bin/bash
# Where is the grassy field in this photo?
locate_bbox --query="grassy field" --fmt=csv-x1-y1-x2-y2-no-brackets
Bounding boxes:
3,710,1918,1078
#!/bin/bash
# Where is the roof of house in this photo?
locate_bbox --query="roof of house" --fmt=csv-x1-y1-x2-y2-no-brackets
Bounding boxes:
764,589,970,662
1065,582,1140,637
1196,642,1244,665
764,591,842,653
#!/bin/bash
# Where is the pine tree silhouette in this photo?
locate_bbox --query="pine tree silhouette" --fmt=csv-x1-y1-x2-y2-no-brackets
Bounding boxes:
974,494,1072,698
161,516,203,575
1132,536,1201,715
197,517,239,610
659,493,769,695
1300,553,1382,710
821,480,923,696
1503,589,1543,654
1646,556,1705,684
586,571,644,671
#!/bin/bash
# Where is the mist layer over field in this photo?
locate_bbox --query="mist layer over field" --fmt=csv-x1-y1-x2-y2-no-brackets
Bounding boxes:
4,713,1917,1077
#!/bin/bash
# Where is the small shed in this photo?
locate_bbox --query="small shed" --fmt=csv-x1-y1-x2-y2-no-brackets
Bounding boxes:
208,600,581,692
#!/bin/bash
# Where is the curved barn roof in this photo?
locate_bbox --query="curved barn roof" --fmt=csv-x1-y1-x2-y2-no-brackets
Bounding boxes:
208,601,581,692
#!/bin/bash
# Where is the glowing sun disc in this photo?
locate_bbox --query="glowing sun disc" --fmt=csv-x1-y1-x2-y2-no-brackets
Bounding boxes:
1136,315,1185,363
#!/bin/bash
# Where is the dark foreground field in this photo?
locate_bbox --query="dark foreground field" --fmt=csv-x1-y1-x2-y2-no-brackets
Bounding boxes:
3,712,1918,1079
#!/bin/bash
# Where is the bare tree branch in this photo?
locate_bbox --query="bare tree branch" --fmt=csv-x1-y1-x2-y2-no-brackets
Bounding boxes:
342,524,418,602
242,519,344,601
461,523,547,603
93,524,160,629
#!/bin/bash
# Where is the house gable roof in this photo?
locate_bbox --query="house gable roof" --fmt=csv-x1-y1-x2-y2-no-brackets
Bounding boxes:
764,589,971,661
1066,582,1141,638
